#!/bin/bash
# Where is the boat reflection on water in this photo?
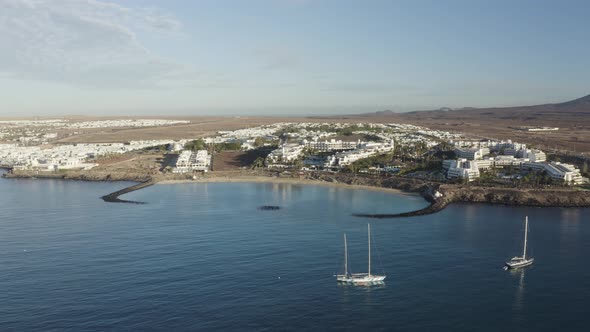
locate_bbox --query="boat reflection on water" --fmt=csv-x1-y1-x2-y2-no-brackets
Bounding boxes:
511,268,527,313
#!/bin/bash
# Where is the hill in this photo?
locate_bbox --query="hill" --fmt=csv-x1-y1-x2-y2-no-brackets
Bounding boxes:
354,94,590,154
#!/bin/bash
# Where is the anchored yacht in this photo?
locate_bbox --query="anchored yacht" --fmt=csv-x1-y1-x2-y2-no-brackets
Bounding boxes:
505,216,534,270
336,224,386,284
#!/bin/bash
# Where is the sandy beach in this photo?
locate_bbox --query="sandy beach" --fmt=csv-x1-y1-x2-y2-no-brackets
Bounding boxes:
156,176,416,196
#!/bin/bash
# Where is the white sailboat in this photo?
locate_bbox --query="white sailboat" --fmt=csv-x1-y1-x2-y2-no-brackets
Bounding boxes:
505,216,534,270
336,224,386,284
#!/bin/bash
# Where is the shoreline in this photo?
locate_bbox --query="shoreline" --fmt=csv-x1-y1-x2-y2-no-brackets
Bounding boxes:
4,170,590,217
157,176,416,196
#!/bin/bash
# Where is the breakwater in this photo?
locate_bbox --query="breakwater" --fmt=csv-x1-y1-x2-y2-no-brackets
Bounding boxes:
353,184,590,218
2,169,156,204
100,180,155,204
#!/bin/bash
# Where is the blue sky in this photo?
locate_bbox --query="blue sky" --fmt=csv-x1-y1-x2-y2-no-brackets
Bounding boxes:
1,0,589,116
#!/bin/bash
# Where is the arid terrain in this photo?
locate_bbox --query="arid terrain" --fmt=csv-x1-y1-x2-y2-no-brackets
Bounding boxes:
354,94,590,154
11,94,589,156
211,149,274,171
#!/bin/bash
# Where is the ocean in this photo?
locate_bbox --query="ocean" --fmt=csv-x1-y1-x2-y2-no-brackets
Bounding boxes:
1,176,589,331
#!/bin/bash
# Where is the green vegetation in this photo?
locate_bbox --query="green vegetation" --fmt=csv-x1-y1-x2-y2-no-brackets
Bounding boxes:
213,142,242,152
251,157,266,169
253,137,265,147
276,124,388,141
362,133,382,142
346,153,394,171
253,137,279,148
140,144,169,153
397,160,442,175
184,139,206,151
185,139,242,152
521,170,562,186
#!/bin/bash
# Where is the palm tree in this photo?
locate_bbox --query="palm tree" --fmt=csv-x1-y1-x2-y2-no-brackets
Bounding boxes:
251,157,266,169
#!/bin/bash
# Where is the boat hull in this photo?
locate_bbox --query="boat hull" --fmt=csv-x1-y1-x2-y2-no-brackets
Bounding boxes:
505,258,534,270
337,274,386,284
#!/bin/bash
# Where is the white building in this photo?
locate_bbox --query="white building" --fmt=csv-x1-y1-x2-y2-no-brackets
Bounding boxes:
325,140,395,167
521,149,546,162
446,159,480,182
174,150,211,173
454,147,489,160
0,140,176,170
522,161,584,184
304,139,359,151
444,155,585,185
266,143,305,164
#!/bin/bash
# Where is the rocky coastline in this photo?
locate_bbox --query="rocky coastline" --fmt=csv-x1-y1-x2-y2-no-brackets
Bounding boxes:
3,169,590,216
2,169,152,182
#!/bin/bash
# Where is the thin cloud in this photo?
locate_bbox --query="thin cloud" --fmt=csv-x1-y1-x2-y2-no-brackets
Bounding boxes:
0,0,193,88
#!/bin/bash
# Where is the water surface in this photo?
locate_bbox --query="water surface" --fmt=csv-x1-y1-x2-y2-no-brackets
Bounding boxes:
1,178,589,331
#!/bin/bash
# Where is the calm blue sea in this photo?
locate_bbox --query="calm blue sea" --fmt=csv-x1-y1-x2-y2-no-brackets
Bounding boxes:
1,175,590,331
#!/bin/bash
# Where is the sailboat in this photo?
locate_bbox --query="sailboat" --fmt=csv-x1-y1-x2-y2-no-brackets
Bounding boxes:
504,216,534,270
336,224,386,284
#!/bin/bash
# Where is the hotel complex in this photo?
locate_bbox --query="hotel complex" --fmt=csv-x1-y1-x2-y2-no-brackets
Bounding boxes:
173,150,211,173
444,140,583,184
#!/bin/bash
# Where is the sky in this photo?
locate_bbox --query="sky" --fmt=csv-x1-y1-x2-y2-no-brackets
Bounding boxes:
1,0,589,116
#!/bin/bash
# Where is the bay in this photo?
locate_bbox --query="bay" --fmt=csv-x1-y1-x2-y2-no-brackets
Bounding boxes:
1,177,589,331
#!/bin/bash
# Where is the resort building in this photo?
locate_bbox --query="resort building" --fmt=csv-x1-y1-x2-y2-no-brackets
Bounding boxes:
520,149,546,162
454,147,490,160
174,150,211,173
304,139,359,152
325,140,396,167
266,143,305,165
452,139,527,152
522,161,584,184
443,155,585,185
445,159,480,182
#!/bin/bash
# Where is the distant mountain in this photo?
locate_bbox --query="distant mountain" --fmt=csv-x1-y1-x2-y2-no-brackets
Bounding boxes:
362,94,590,117
359,94,590,119
336,94,590,154
553,94,590,109
456,94,590,115
391,93,590,128
375,110,395,116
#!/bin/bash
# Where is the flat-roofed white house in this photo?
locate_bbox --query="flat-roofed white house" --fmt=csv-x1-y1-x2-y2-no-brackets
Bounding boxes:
174,150,211,173
445,158,480,181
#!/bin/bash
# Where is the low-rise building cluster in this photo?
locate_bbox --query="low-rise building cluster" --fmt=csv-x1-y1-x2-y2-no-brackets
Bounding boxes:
304,139,358,152
266,144,306,165
173,150,211,173
443,139,584,184
4,118,586,187
324,140,396,167
0,119,189,146
0,140,174,171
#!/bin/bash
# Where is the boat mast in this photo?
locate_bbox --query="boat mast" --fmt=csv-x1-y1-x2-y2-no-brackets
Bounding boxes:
523,216,528,259
344,233,348,276
368,223,371,277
